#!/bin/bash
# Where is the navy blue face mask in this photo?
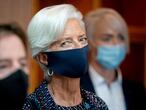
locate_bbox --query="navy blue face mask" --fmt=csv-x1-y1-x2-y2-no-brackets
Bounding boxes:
44,45,88,78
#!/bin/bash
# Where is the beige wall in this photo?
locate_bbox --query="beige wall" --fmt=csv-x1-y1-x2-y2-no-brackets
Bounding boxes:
0,0,32,30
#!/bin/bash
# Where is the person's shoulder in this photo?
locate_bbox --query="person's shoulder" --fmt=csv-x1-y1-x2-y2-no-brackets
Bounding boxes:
22,92,39,109
122,78,146,109
122,78,145,93
22,84,42,109
23,80,48,109
26,80,48,100
81,89,109,110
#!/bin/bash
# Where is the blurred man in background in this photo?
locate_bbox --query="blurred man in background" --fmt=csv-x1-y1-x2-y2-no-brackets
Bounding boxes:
81,8,146,110
0,23,29,110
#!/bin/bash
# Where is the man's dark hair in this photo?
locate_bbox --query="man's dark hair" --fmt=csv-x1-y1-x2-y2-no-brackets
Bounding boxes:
0,22,28,52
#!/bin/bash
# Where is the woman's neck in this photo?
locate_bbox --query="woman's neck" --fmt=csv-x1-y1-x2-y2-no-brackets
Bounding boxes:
91,60,116,85
48,75,82,107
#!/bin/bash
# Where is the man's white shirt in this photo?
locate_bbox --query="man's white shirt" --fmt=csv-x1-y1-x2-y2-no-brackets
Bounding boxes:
89,66,126,110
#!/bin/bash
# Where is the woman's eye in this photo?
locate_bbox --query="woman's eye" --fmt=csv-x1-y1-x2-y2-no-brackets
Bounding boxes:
79,37,88,44
60,41,72,47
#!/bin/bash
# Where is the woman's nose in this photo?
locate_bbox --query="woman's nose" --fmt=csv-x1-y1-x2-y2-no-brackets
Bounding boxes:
74,41,83,48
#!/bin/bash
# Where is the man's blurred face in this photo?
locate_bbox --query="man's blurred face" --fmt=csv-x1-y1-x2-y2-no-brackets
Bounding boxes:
0,34,28,79
93,14,126,47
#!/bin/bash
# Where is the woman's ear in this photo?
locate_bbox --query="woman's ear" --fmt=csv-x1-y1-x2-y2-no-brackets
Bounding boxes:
36,53,48,65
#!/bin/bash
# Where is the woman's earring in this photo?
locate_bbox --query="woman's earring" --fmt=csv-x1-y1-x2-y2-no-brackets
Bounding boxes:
45,69,53,83
48,69,54,77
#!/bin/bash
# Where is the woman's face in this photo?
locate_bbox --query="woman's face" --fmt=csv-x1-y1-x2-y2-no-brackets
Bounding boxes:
38,19,88,66
48,19,88,51
0,35,28,79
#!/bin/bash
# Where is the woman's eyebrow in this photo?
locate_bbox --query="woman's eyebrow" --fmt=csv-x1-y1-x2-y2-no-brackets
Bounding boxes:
52,33,86,44
78,34,86,38
55,37,72,43
49,37,71,47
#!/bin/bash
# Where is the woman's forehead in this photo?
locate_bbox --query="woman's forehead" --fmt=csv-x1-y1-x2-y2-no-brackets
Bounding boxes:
56,19,85,39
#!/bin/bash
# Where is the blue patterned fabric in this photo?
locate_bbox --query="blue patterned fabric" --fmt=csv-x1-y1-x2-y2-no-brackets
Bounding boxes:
23,80,108,110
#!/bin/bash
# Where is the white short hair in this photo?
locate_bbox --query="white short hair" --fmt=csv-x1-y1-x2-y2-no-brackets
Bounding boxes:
84,8,129,52
27,4,84,57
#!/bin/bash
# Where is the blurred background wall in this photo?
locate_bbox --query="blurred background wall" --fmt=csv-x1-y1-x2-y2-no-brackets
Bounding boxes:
0,0,32,30
1,0,146,92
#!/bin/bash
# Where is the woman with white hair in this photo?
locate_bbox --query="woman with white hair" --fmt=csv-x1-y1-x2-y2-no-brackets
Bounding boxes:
22,4,108,110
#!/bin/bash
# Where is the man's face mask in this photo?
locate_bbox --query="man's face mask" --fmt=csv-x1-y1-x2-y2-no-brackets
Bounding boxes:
96,44,126,70
0,69,28,109
44,45,89,78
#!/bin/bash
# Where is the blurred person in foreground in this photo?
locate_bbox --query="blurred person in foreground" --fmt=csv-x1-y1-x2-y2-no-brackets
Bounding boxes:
80,8,146,110
22,4,108,110
0,23,29,109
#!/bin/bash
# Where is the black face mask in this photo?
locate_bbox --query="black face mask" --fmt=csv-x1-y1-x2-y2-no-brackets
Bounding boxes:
44,45,89,78
0,69,28,110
